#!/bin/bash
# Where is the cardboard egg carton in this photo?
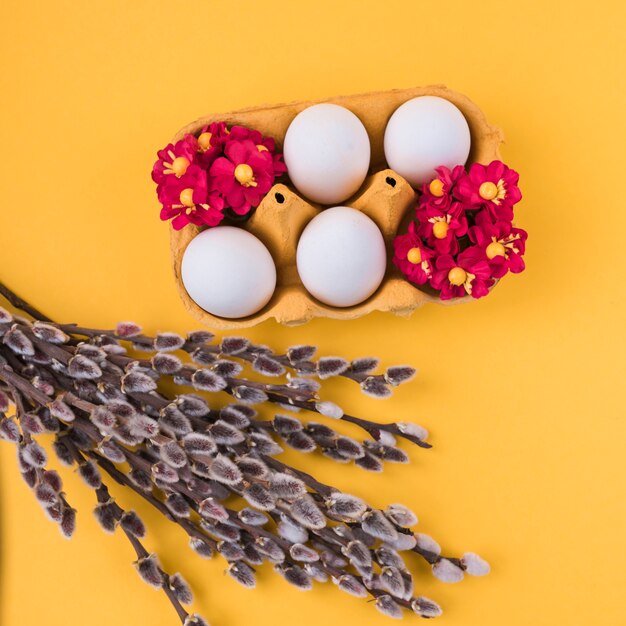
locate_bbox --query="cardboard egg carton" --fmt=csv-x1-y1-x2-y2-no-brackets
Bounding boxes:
169,85,503,329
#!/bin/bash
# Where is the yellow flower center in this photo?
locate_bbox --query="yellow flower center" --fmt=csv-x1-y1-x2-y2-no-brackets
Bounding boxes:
432,221,449,239
429,178,444,197
448,267,467,286
234,163,256,187
486,241,506,259
179,188,195,207
407,247,422,264
479,181,498,200
171,156,190,177
198,132,213,151
256,144,269,152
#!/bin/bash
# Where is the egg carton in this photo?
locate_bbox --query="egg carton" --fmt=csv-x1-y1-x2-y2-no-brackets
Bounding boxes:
169,85,503,329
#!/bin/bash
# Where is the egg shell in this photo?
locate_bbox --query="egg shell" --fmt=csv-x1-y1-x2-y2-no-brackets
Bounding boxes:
384,95,471,187
296,206,386,307
283,103,371,205
181,227,276,319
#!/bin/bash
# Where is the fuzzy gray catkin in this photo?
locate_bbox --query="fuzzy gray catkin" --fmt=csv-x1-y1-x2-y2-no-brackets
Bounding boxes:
0,288,489,626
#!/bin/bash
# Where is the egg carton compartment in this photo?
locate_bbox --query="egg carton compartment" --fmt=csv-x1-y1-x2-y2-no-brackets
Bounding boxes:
169,85,503,329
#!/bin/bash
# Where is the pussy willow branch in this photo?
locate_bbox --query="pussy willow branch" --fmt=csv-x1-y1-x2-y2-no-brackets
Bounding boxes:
7,364,391,550
1,353,458,615
4,375,205,624
10,315,427,449
0,346,470,606
54,324,406,394
0,282,52,322
67,440,192,624
94,439,418,613
0,281,423,446
0,283,489,623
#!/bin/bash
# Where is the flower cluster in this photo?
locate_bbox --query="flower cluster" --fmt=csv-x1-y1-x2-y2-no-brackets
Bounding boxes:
393,160,527,300
152,122,287,230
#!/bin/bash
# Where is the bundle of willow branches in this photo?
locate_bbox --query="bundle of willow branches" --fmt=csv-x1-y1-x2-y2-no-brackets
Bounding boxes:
0,283,489,625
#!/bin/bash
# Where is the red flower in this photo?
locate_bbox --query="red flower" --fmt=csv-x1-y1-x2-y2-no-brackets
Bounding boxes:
209,139,275,215
430,246,494,300
153,122,287,230
420,165,465,212
195,122,231,169
390,160,526,300
152,135,198,185
228,126,287,177
158,166,225,230
456,160,521,221
392,222,435,285
416,201,468,254
469,211,528,278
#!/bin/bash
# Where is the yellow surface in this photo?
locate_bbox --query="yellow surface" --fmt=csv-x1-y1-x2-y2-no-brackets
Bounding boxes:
0,1,624,625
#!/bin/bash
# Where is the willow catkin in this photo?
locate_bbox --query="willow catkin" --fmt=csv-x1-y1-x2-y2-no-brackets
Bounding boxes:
0,285,489,625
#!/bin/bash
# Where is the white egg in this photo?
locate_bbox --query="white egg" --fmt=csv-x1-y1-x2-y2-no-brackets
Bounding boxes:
284,104,371,204
296,206,386,307
384,96,471,187
181,227,276,319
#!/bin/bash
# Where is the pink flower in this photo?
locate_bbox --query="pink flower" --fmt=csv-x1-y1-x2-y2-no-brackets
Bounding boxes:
195,122,231,169
420,165,465,212
158,166,225,230
228,126,287,177
152,135,198,185
456,160,522,221
153,123,288,230
209,139,275,215
416,201,468,254
469,211,528,278
430,246,494,300
389,160,526,299
392,222,435,285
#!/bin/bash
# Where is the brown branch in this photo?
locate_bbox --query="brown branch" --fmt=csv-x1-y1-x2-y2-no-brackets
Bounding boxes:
0,280,53,322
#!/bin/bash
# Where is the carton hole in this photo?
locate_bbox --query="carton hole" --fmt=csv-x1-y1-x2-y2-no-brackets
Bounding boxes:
275,192,285,204
385,176,396,187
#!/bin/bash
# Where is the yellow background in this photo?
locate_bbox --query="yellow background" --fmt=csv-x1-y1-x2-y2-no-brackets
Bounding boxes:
1,1,624,625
